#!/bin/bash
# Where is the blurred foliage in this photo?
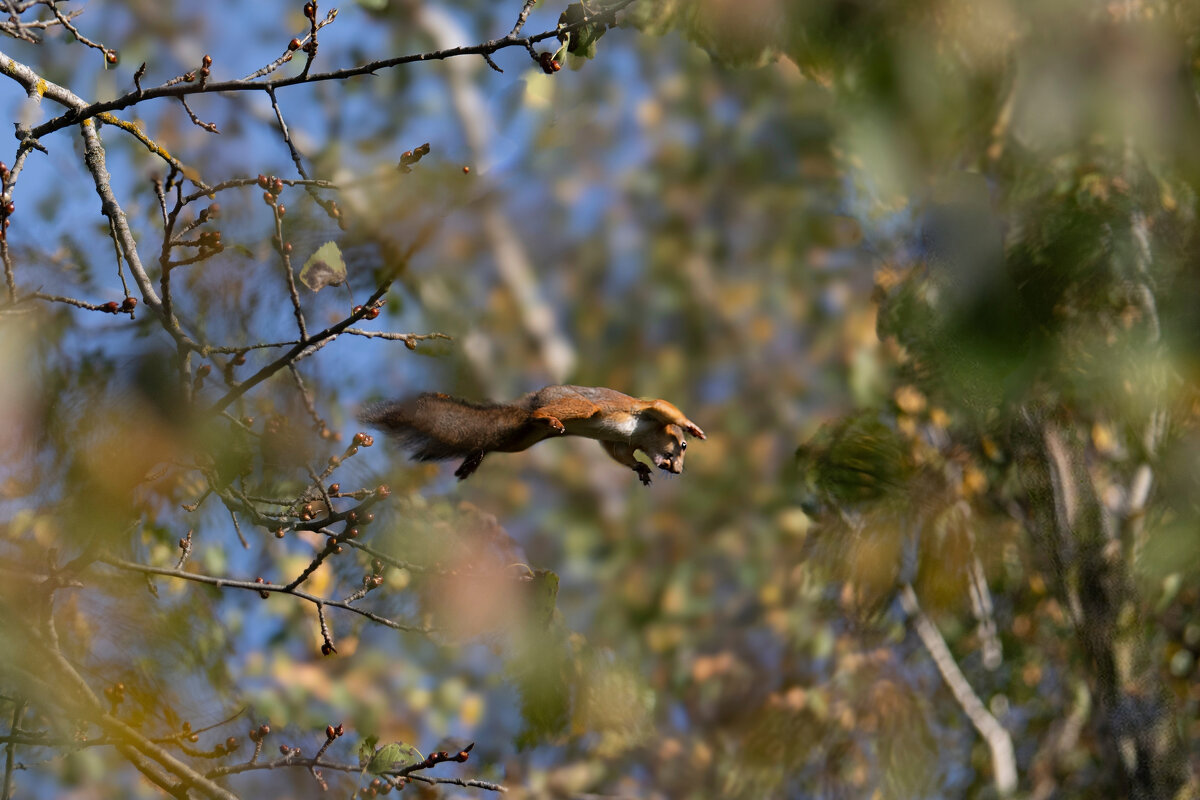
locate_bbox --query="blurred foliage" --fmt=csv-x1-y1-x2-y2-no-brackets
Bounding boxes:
1,0,1199,798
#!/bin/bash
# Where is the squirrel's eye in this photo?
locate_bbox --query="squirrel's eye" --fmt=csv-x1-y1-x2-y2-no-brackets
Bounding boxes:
680,441,687,450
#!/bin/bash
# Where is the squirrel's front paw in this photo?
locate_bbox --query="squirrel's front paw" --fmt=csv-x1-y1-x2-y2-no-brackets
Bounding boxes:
544,416,566,434
635,464,653,486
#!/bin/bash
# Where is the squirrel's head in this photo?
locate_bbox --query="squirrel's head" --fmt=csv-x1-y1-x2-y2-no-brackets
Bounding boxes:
638,422,692,475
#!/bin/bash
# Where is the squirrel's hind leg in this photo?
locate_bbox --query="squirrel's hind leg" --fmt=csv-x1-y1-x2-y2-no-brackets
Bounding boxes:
530,394,602,432
454,450,487,480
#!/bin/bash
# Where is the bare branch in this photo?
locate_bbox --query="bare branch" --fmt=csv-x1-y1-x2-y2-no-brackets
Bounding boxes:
343,329,451,345
900,584,1017,796
99,555,433,635
77,119,196,349
2,698,25,800
178,95,220,133
11,634,240,800
45,0,114,64
11,1,638,139
206,753,507,793
510,0,539,36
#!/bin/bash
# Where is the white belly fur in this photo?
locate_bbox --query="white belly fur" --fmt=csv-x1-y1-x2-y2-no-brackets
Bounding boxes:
563,413,637,441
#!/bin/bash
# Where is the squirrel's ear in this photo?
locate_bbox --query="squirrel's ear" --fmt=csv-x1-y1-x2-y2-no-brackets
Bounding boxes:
681,420,706,440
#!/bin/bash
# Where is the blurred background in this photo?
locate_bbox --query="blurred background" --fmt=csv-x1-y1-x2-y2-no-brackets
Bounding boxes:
1,0,1198,797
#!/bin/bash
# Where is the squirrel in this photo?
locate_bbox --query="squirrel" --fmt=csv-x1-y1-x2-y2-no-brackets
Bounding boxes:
359,385,705,485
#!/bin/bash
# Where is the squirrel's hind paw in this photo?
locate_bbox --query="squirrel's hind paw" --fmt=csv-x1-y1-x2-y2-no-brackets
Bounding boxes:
455,451,486,480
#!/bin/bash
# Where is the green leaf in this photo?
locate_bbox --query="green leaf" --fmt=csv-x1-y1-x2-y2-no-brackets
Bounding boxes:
366,741,423,775
356,735,379,768
299,241,346,292
511,629,570,749
559,2,608,60
528,569,559,628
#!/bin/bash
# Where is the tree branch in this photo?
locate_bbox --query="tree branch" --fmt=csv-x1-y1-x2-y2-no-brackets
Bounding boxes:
11,1,638,139
1,698,24,800
99,555,432,635
900,584,1017,796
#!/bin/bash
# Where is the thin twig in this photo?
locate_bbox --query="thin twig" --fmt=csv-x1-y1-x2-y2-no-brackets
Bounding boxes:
271,201,307,340
1,138,45,301
266,86,339,217
178,95,219,133
175,529,193,569
315,602,334,655
100,555,432,634
207,271,402,414
77,119,196,349
509,0,540,36
2,698,26,800
343,329,451,345
206,754,507,792
267,87,309,181
230,510,249,550
105,215,130,300
282,362,316,424
22,292,113,311
409,772,508,792
284,540,338,592
46,0,111,62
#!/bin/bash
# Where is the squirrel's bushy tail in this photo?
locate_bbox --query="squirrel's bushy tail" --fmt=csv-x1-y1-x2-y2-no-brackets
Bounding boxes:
358,393,529,461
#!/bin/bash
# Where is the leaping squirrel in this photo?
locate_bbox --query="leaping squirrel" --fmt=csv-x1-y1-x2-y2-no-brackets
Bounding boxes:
359,385,706,485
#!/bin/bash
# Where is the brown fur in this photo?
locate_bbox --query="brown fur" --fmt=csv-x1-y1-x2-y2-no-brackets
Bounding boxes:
358,393,540,460
360,386,704,483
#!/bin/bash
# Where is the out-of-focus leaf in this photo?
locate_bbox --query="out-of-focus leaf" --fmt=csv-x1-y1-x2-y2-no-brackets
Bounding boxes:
623,0,784,67
511,630,571,749
527,568,559,629
792,414,909,513
299,241,346,292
